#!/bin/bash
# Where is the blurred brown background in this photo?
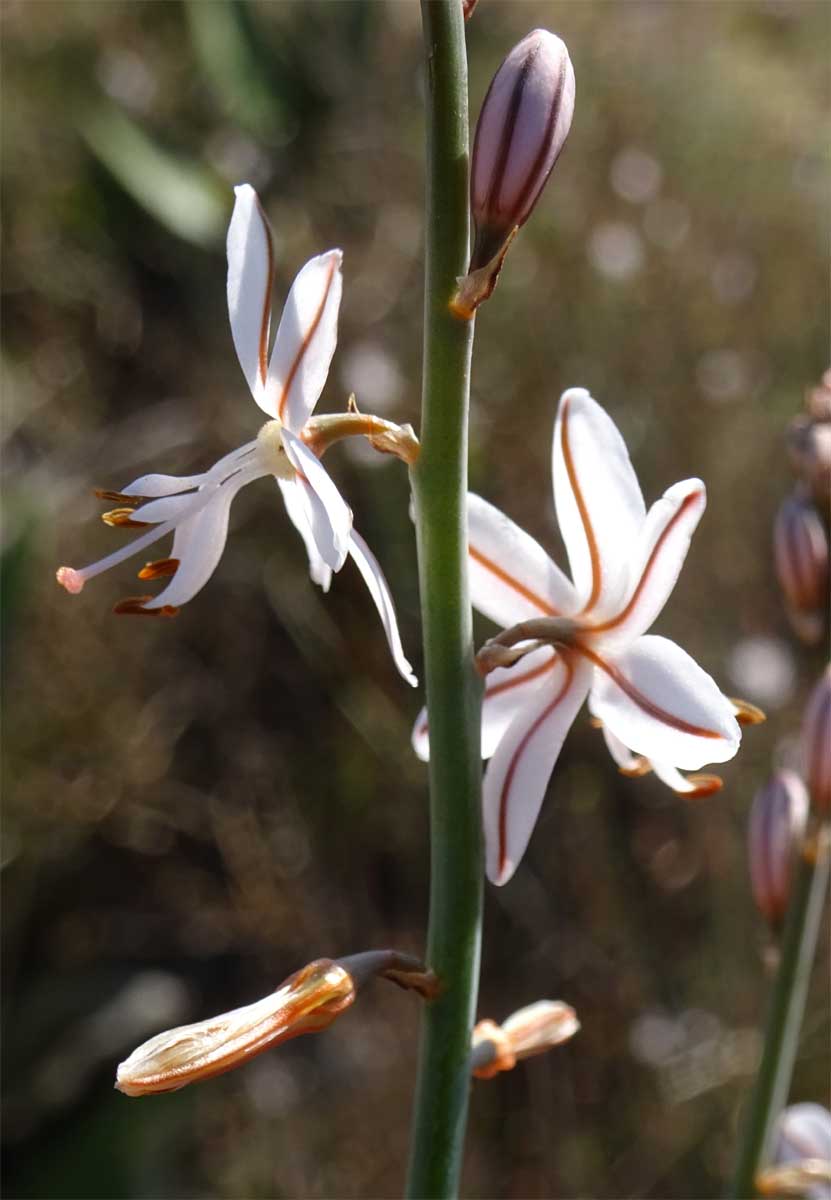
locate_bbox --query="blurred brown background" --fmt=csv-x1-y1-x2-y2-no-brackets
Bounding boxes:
2,2,829,1197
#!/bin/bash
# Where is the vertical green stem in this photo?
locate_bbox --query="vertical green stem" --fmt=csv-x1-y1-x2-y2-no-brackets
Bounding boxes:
729,828,830,1199
405,2,483,1196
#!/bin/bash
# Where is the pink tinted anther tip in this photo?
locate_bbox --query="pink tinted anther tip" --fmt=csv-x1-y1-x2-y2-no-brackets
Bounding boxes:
56,566,84,595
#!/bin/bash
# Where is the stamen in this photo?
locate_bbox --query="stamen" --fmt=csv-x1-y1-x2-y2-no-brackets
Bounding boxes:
730,697,767,726
56,566,85,595
618,756,651,778
113,596,179,618
138,558,180,581
682,774,724,799
102,509,150,529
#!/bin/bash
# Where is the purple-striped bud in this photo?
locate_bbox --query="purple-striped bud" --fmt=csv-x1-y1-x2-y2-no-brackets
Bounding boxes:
801,666,831,818
748,770,809,929
470,29,575,270
773,490,829,643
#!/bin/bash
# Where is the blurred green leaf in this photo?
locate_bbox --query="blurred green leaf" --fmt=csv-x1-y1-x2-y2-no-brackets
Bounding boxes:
81,104,226,248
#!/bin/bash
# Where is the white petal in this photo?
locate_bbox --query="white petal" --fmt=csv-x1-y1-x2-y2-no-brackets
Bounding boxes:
483,656,591,885
467,493,577,628
592,479,706,650
281,429,351,571
587,634,741,769
481,647,559,759
411,646,557,762
347,529,417,687
121,472,207,498
601,724,644,773
412,706,430,762
130,492,208,526
144,472,251,609
278,478,332,591
264,250,343,432
552,388,645,618
227,184,275,413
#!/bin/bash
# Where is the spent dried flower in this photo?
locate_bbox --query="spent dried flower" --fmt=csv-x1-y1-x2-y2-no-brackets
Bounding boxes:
471,1000,579,1079
801,666,831,818
748,769,810,930
414,389,743,884
116,959,355,1096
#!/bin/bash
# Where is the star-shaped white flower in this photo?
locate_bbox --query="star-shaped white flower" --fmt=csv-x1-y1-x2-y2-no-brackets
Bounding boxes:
413,388,741,884
57,184,416,687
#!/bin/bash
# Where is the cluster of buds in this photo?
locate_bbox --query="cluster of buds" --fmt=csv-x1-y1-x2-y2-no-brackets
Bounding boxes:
453,28,575,318
774,369,831,645
747,667,830,932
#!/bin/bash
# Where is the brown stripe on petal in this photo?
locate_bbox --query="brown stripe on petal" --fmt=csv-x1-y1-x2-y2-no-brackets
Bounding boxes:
255,195,275,388
510,52,568,226
589,490,703,635
138,558,180,581
482,42,542,226
113,596,179,618
497,656,574,880
575,642,724,740
277,256,337,425
468,544,558,617
102,509,150,528
560,396,602,616
485,656,557,701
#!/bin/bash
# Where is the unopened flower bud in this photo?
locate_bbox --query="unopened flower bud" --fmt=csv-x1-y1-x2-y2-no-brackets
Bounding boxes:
801,666,831,818
470,29,575,271
116,959,355,1097
757,1103,831,1198
806,369,831,423
787,417,831,505
773,491,829,644
748,770,809,929
471,999,579,1079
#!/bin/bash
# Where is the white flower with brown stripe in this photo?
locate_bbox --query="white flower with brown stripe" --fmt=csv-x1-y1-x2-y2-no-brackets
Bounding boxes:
413,388,744,884
57,184,416,687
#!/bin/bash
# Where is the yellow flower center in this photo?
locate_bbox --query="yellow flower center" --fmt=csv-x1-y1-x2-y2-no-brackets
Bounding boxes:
257,420,296,481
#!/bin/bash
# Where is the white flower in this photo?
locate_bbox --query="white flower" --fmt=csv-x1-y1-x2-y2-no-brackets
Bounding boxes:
413,388,741,884
57,184,416,687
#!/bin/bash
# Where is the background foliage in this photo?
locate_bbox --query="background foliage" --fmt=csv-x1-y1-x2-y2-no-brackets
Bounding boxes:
3,2,828,1196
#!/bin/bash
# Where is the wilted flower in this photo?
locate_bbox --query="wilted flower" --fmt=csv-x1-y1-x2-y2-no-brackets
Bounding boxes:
116,949,437,1097
748,769,809,929
470,29,575,270
414,389,742,884
471,999,579,1080
801,666,831,817
757,1103,831,1199
57,185,416,686
116,959,355,1096
773,491,829,644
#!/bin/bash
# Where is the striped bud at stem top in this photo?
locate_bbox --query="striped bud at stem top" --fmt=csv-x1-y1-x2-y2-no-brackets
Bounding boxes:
747,770,809,930
470,29,575,272
801,666,831,818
